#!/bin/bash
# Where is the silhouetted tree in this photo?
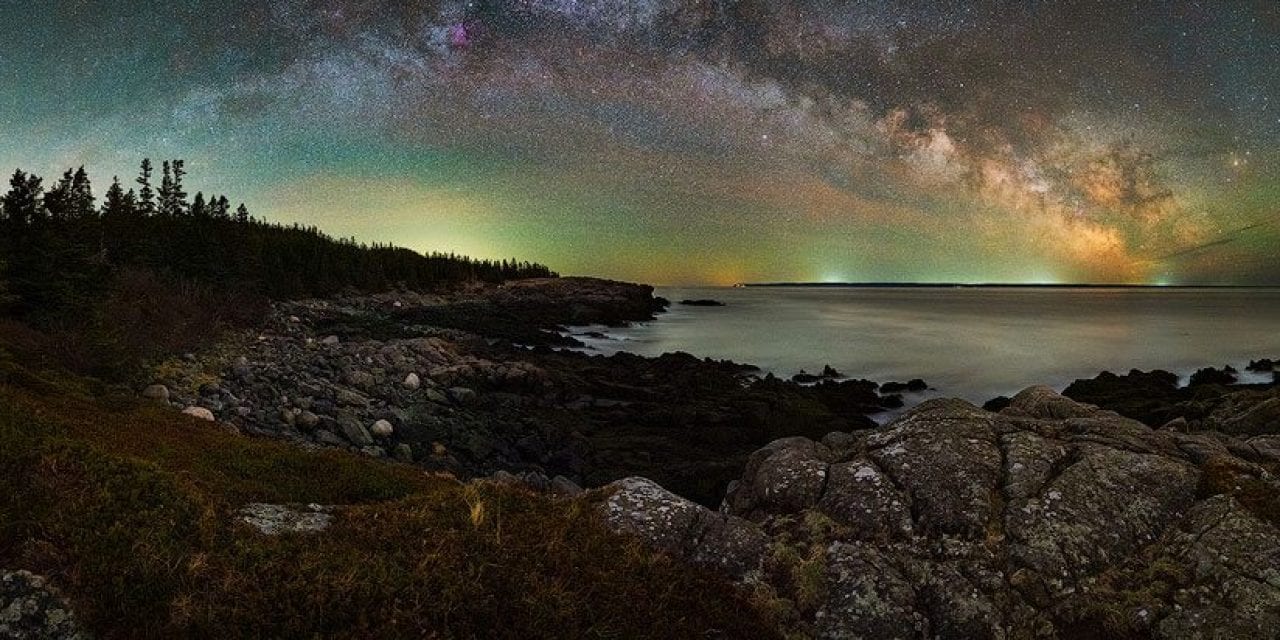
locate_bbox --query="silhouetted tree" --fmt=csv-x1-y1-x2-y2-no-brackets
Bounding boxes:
44,169,75,221
191,192,208,218
158,161,174,216
211,195,230,219
1,170,44,227
70,166,94,218
136,159,156,216
171,159,188,215
235,203,249,224
100,177,133,220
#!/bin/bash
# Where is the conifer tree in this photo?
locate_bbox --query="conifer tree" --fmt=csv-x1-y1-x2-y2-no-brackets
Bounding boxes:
70,166,94,218
235,203,250,224
101,177,131,219
44,169,75,221
191,192,207,218
212,195,230,219
171,159,188,215
136,159,156,216
2,170,43,227
158,161,173,215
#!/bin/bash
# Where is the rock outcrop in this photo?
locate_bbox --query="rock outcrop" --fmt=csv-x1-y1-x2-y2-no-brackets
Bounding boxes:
145,278,910,505
0,571,88,640
603,386,1280,639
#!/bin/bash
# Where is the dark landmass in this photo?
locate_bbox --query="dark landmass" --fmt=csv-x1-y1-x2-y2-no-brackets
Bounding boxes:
1062,366,1280,434
791,364,844,383
679,298,726,306
743,282,1280,289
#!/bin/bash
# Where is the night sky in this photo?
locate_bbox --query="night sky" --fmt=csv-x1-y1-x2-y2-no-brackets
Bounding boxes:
2,1,1278,285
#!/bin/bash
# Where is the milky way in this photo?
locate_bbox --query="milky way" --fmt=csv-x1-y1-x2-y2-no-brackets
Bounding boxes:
1,1,1278,284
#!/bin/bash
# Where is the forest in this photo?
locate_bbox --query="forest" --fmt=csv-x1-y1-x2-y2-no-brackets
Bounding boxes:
0,159,557,375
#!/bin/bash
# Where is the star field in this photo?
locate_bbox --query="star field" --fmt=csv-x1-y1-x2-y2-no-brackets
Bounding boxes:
1,0,1277,284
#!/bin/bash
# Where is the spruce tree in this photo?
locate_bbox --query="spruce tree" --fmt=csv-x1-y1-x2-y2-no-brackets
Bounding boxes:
101,177,130,219
70,166,94,218
136,158,156,216
2,170,45,227
158,160,174,216
235,203,250,224
44,169,75,221
191,191,207,218
171,159,188,215
212,195,230,219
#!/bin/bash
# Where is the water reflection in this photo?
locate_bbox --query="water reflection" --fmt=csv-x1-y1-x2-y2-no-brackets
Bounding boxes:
572,287,1280,405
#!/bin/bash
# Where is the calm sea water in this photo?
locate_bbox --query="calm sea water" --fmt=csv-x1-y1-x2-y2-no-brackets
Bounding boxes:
571,286,1280,409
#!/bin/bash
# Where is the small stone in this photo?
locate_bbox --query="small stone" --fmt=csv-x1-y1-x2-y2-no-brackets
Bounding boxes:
394,443,414,462
403,372,421,390
335,388,369,407
182,406,215,421
337,412,374,446
315,429,345,447
448,386,477,405
141,384,170,401
297,411,320,429
370,419,394,437
550,475,584,497
320,335,340,345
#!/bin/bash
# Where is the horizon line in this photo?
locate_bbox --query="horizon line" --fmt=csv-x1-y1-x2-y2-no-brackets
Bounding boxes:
729,282,1280,289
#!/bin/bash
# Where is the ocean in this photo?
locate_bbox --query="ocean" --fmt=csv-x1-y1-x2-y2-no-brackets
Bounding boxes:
570,286,1280,410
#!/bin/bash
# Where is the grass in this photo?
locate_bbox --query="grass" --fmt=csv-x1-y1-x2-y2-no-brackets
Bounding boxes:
0,353,778,639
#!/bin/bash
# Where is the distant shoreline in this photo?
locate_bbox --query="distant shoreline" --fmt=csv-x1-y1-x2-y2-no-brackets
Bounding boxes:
738,282,1280,289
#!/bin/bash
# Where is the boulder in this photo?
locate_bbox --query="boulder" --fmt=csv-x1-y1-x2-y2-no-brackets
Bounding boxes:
238,503,333,535
315,429,345,447
141,384,169,402
345,370,375,390
448,387,477,405
1214,396,1280,436
181,406,215,421
866,398,1001,537
336,412,373,446
723,437,832,516
370,419,394,438
402,372,421,390
296,410,320,429
335,388,369,407
550,475,583,497
0,570,87,640
602,477,766,579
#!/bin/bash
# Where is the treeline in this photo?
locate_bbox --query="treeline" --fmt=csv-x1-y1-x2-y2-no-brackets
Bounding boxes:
0,159,557,320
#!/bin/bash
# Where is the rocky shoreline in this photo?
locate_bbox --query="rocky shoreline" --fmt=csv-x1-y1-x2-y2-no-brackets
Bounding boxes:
136,276,1280,637
604,385,1280,638
148,277,912,505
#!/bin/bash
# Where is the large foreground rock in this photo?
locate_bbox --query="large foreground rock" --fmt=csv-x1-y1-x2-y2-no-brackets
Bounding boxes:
603,386,1280,638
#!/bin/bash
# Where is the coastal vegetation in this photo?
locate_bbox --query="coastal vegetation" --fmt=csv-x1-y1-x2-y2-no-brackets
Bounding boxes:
0,160,554,377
